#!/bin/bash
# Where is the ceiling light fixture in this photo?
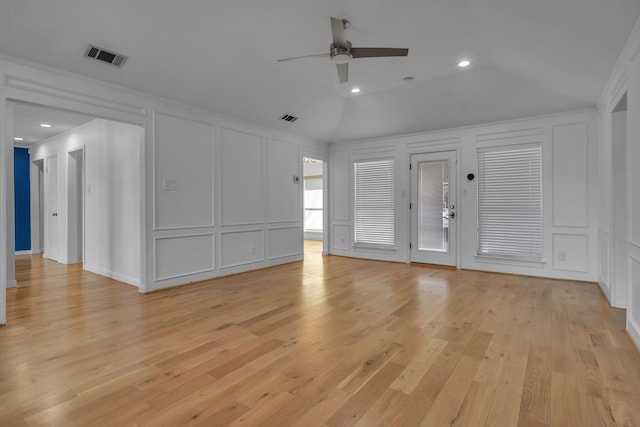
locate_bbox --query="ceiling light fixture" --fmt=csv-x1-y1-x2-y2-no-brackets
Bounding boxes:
40,123,52,128
14,137,23,141
351,87,361,93
458,60,471,68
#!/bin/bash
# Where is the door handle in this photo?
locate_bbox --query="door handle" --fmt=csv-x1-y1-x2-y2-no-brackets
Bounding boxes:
52,212,58,217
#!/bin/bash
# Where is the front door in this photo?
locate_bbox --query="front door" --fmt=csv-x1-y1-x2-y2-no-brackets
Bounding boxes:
410,151,457,266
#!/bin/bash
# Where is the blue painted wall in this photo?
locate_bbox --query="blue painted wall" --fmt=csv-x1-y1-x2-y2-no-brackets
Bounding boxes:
14,147,31,251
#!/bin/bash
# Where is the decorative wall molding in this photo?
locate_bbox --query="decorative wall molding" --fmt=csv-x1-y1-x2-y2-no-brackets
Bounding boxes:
5,76,146,117
407,137,460,150
154,233,215,281
267,226,302,260
551,122,589,228
219,229,265,268
476,127,543,142
552,233,589,273
353,145,395,156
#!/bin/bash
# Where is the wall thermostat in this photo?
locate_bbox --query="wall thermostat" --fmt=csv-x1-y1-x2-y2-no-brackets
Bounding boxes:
466,173,475,181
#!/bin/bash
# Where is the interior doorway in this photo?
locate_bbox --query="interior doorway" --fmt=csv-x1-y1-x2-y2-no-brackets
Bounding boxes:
612,93,628,308
67,148,85,264
10,100,142,287
302,157,324,257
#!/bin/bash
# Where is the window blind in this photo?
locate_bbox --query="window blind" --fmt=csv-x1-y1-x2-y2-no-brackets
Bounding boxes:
354,159,395,246
477,145,542,261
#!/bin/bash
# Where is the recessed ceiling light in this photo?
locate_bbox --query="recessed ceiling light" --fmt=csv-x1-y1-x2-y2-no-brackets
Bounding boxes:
40,123,52,128
403,76,414,82
351,87,361,94
458,60,471,68
14,137,23,141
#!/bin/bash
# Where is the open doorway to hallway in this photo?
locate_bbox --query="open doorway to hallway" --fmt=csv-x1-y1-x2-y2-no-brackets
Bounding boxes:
302,157,324,258
10,101,143,289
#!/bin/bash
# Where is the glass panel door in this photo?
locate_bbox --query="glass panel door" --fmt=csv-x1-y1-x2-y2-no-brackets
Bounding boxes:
411,151,457,266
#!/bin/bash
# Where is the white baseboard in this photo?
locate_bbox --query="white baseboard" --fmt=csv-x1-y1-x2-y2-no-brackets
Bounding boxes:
15,250,33,255
83,264,140,288
628,317,640,352
598,278,612,306
6,279,17,289
304,231,323,240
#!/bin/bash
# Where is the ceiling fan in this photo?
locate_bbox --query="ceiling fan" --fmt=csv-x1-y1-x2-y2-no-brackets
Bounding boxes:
278,17,409,84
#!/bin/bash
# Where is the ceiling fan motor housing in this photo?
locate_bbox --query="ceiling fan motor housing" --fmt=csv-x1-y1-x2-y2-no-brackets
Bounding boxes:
330,41,352,64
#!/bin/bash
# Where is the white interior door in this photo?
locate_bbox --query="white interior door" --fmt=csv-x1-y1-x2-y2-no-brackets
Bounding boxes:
44,155,58,261
410,151,457,266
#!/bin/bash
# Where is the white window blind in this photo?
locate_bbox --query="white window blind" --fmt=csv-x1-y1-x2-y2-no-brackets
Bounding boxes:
354,159,395,246
477,145,542,261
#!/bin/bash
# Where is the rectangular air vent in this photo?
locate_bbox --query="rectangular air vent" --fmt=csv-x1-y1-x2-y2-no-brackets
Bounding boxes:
84,45,128,67
280,114,298,123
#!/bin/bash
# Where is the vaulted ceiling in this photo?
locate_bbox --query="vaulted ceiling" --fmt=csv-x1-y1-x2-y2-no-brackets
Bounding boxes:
1,0,639,143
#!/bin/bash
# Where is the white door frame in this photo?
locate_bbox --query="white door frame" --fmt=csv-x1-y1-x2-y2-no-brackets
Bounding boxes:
0,89,8,325
301,150,330,256
610,94,629,308
410,150,459,266
67,146,86,264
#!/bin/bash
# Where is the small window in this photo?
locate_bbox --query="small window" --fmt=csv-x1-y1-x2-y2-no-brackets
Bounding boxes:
354,159,395,246
477,145,542,261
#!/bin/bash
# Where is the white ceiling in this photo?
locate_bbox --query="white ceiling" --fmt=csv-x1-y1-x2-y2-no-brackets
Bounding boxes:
1,0,638,143
12,103,95,145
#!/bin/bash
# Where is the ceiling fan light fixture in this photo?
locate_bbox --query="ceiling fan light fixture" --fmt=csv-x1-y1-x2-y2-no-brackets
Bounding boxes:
332,53,351,65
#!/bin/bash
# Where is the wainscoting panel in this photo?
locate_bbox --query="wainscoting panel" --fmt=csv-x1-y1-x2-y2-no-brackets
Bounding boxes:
552,233,589,273
220,229,265,268
268,227,301,259
155,233,215,281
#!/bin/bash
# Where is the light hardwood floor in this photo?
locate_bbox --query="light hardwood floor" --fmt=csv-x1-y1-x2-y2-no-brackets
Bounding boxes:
2,241,640,426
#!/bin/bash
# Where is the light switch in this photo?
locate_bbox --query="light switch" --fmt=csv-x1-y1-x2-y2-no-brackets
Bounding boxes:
163,178,179,190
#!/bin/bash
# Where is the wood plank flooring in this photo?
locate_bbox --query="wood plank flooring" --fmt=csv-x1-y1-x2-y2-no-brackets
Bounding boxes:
1,241,640,426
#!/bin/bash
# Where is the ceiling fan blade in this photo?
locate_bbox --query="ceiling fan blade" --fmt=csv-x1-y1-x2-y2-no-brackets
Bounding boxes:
277,53,330,62
351,47,409,58
336,63,348,84
331,17,348,46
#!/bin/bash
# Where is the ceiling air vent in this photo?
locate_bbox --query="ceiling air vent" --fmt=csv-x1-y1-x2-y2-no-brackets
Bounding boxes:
280,114,298,123
84,45,128,67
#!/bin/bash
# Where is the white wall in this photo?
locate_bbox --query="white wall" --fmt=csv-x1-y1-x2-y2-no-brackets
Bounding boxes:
0,54,326,310
598,15,640,348
30,119,142,286
329,110,598,282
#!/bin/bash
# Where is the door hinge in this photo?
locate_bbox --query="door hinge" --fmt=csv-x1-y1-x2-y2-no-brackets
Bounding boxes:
409,243,412,249
409,202,412,209
409,163,412,170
